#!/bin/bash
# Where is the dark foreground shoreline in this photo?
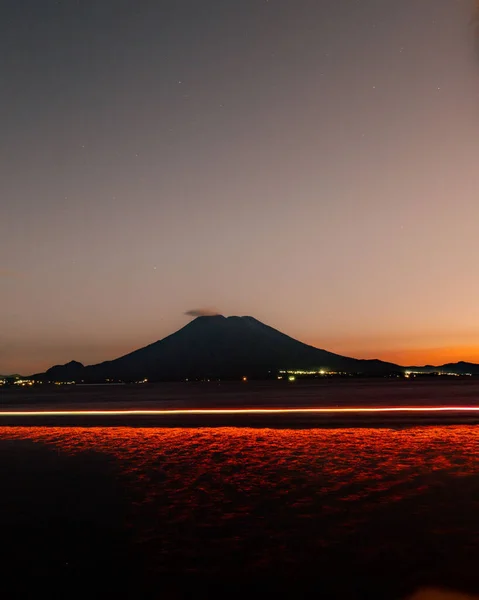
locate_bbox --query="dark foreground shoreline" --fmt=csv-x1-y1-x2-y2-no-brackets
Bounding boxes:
3,381,479,599
3,426,479,599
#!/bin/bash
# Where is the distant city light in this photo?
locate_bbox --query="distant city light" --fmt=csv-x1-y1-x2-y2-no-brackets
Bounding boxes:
405,370,467,377
14,379,34,387
278,369,343,376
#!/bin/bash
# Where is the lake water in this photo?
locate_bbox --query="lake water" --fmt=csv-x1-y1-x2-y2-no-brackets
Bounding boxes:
2,424,479,598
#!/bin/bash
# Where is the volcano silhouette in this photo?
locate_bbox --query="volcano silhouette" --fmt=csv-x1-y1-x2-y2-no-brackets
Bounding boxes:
36,315,400,381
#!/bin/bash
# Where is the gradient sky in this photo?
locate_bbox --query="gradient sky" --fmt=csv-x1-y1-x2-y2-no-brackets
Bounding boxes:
2,0,479,374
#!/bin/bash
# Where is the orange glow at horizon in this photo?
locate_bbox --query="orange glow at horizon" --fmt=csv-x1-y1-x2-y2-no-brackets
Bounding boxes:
307,339,479,367
375,346,479,366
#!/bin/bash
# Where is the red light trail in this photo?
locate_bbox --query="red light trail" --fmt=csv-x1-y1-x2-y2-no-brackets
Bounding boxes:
0,406,479,417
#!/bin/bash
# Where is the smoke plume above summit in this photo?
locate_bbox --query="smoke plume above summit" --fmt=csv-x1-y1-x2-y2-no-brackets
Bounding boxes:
184,308,221,317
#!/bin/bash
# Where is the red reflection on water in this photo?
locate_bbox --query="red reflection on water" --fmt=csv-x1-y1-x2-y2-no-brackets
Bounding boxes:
0,426,478,501
2,426,479,581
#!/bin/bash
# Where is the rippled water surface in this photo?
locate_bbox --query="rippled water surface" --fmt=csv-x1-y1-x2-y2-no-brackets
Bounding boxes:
2,425,479,597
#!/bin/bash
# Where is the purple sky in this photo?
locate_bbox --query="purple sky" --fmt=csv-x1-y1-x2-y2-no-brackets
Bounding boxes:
2,0,479,374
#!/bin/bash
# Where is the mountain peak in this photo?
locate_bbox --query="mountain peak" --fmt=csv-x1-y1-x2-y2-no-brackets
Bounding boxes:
35,314,402,381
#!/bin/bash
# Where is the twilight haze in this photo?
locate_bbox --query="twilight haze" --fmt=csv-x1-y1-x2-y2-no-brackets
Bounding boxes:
1,0,479,375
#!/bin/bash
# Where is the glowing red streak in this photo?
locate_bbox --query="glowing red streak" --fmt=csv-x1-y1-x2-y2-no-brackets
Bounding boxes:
0,406,479,416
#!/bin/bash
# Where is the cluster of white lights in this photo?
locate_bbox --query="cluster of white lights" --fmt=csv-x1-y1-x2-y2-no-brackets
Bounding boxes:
279,369,332,375
405,371,470,378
